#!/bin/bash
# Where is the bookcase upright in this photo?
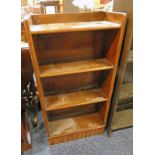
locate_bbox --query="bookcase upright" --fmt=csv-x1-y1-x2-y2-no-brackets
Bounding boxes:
24,12,126,144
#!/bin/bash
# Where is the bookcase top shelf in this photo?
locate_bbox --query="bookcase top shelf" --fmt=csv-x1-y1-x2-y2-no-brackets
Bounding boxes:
39,58,114,78
30,20,121,34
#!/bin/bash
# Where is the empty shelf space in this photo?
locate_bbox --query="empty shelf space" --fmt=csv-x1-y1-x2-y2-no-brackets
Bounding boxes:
112,109,133,131
40,58,113,78
45,89,107,111
48,113,105,137
30,20,121,34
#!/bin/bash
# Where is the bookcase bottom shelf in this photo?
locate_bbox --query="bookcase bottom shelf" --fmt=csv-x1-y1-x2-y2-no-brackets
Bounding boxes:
47,113,105,144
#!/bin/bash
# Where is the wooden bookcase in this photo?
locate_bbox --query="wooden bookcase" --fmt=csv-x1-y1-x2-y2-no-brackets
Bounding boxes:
24,12,126,144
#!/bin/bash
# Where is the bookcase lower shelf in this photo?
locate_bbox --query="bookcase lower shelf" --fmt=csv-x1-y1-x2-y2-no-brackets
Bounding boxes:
47,113,105,144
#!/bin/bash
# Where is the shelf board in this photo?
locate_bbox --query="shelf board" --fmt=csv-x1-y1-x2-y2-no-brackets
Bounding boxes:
112,109,133,131
48,113,105,142
40,58,113,78
30,20,121,34
45,88,107,111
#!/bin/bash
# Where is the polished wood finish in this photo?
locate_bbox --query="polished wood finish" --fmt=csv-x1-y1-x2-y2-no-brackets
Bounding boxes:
42,72,102,97
31,12,123,24
49,127,104,144
24,12,126,144
30,20,121,34
45,88,108,111
49,113,105,136
21,143,32,152
48,113,105,144
32,30,110,65
107,0,133,135
48,104,98,121
40,59,113,78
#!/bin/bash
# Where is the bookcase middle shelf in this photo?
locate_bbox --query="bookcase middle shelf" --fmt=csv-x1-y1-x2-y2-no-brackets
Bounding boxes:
39,58,114,78
44,88,108,111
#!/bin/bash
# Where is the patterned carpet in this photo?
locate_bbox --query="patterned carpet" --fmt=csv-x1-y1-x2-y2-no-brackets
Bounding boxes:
24,112,133,155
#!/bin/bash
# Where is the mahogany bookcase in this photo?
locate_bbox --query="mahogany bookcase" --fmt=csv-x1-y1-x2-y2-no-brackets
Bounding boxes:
24,12,126,144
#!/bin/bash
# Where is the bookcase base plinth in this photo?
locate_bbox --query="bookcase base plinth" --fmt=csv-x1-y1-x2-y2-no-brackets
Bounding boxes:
48,127,105,145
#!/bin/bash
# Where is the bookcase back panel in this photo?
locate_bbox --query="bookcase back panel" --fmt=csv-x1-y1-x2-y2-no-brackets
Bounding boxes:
47,104,97,121
101,29,120,64
41,70,112,97
42,72,101,95
33,30,119,65
31,12,105,25
34,31,99,65
47,102,105,121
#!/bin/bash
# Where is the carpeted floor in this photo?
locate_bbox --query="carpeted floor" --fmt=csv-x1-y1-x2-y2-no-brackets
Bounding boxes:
24,112,133,155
